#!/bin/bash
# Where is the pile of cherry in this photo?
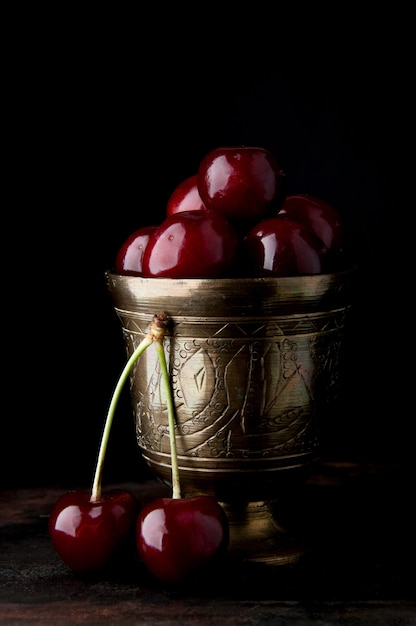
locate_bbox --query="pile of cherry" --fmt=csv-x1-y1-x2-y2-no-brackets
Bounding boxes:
49,146,349,586
116,145,346,279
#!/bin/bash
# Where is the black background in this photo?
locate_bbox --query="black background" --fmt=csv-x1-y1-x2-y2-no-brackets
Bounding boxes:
3,6,403,490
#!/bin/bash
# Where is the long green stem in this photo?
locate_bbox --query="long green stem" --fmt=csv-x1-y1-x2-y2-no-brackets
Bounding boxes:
155,341,181,499
90,331,153,502
90,312,178,503
91,334,152,502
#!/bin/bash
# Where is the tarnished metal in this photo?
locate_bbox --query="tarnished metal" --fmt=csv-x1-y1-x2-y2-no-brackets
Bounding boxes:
106,269,356,564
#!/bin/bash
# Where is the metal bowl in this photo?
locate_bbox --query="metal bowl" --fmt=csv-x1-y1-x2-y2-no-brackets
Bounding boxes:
106,268,357,564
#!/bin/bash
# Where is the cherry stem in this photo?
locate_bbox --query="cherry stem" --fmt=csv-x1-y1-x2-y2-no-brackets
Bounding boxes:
154,340,181,499
90,312,172,502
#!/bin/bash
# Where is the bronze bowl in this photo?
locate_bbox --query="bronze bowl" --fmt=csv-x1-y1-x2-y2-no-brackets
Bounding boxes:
105,268,357,564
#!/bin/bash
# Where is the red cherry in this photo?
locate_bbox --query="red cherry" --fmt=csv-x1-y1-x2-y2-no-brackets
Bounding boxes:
242,216,328,277
115,225,158,276
197,145,286,221
136,495,229,584
49,489,139,573
166,174,206,216
141,210,239,278
278,194,344,253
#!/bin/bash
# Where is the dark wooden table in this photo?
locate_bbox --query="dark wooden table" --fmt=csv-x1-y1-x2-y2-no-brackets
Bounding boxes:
1,461,415,625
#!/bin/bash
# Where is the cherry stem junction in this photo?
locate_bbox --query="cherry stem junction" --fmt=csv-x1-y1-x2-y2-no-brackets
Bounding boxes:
91,312,178,502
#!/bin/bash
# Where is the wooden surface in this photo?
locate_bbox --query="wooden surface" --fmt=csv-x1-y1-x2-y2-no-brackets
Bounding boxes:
1,462,416,625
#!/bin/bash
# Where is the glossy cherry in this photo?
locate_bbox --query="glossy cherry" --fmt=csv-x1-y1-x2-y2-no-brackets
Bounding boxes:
197,145,286,221
242,216,328,277
278,194,344,253
166,174,206,216
115,225,158,275
49,489,139,573
136,495,229,584
141,209,239,278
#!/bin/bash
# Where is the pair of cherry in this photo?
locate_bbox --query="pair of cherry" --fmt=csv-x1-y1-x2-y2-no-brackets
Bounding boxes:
49,314,229,584
49,489,228,583
116,145,346,279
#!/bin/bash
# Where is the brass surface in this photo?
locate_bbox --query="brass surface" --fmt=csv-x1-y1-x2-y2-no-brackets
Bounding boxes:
106,269,356,564
222,499,306,565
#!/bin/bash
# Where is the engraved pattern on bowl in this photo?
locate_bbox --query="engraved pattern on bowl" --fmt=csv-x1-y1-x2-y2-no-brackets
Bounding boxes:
106,270,356,501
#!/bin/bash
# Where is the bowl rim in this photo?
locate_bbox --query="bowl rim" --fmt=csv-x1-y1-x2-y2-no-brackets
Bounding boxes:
105,264,359,285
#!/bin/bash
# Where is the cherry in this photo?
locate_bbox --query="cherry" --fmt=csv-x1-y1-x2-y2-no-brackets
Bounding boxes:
136,496,229,584
141,209,239,278
48,316,168,573
115,225,158,275
166,174,206,216
49,489,139,573
197,145,286,221
278,193,344,253
135,322,230,584
242,216,328,277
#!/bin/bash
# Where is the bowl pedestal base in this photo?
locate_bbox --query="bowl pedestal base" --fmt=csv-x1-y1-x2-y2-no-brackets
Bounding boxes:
222,499,308,566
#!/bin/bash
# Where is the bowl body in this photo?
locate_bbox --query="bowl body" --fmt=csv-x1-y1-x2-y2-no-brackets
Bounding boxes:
106,270,356,502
